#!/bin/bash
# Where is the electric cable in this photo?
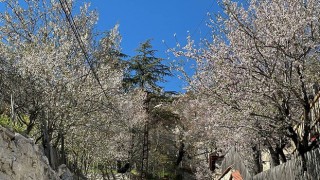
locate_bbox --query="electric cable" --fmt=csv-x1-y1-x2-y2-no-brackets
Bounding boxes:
58,0,109,99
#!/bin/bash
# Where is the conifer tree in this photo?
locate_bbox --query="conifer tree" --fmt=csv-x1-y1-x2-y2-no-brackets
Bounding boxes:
123,39,172,93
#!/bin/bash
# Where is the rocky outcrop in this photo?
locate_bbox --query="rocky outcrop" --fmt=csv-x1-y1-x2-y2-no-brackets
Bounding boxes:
58,164,74,180
0,126,61,180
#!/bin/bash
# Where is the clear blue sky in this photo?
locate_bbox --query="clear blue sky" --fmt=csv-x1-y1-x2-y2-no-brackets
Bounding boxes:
87,0,221,93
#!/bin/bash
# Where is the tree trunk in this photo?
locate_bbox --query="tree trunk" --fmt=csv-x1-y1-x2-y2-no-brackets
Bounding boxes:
275,144,287,163
265,140,280,167
42,117,51,165
60,131,66,164
26,110,37,135
295,65,312,170
176,143,185,166
252,144,263,174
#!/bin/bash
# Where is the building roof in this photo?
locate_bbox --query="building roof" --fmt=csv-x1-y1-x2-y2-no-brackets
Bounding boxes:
231,170,243,180
217,166,244,180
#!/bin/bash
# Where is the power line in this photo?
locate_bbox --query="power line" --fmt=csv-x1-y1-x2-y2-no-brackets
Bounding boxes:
58,0,109,99
191,1,215,37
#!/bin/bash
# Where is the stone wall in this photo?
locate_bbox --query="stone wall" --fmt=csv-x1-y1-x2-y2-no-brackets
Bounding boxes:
0,125,60,180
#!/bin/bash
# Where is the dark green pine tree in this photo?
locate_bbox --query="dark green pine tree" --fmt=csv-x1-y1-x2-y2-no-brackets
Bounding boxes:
123,39,172,93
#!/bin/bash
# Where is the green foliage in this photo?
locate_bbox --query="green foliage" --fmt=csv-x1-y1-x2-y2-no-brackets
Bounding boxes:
123,39,172,93
0,114,27,133
130,169,139,176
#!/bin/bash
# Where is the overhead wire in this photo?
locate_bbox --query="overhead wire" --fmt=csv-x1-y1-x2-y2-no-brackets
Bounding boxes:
58,0,109,99
190,1,215,38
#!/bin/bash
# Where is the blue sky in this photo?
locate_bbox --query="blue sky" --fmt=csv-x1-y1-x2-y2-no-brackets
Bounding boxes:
87,0,220,92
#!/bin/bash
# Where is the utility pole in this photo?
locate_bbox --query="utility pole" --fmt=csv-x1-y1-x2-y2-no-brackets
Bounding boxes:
141,91,150,179
141,121,149,179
